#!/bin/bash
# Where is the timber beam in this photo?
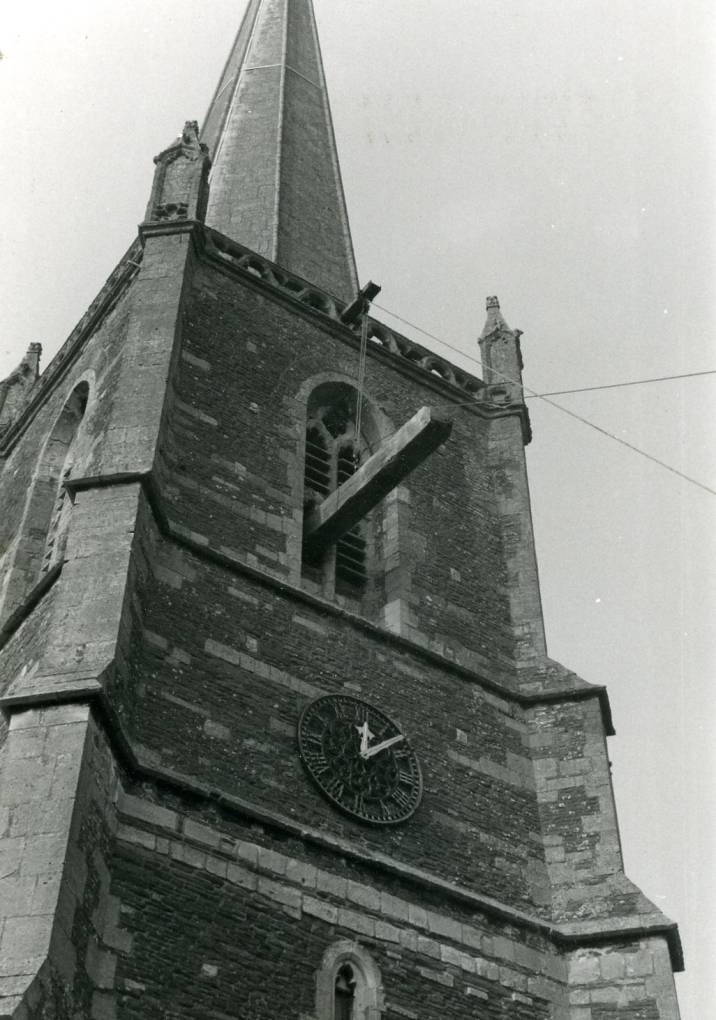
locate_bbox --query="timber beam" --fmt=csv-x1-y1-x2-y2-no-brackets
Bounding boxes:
304,406,452,548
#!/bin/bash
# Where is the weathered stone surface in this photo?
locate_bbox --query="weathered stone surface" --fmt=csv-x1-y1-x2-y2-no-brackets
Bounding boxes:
201,0,358,301
0,6,681,1018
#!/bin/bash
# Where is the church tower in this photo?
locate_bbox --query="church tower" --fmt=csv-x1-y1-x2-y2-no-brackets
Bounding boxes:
0,2,682,1018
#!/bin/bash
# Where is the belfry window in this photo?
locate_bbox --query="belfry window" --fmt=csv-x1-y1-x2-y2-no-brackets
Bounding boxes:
302,384,370,596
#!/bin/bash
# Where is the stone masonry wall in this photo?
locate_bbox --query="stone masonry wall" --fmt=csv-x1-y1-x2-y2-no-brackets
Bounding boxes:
0,227,681,1019
109,790,564,1020
161,265,519,682
566,940,680,1019
0,482,140,708
0,706,121,1020
529,699,667,928
111,495,551,916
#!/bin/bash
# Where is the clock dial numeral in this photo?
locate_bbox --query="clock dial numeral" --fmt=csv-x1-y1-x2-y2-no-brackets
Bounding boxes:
329,780,345,800
302,746,324,763
391,787,414,812
377,800,394,822
298,694,423,826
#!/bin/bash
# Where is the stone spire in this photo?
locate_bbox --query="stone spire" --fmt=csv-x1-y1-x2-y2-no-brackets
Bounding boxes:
201,0,359,302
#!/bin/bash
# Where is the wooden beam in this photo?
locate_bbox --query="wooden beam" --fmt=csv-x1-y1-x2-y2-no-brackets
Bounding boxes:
304,406,452,547
340,280,382,325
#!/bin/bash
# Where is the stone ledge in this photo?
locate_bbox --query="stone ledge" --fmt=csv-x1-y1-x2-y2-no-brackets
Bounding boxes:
0,464,614,733
0,564,62,655
1,678,103,711
113,813,565,999
111,750,683,971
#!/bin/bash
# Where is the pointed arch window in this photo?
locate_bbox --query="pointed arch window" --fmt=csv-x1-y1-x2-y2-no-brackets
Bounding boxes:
40,382,89,574
302,384,371,597
0,380,90,623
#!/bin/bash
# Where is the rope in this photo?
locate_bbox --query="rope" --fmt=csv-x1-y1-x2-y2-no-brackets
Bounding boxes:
354,310,369,460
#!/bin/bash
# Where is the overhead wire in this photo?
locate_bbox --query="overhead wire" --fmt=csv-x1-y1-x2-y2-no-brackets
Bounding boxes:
373,302,715,397
527,369,716,399
354,311,369,456
370,302,716,497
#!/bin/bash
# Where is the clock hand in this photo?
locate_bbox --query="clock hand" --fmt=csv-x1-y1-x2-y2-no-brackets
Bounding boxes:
355,721,374,756
362,734,405,759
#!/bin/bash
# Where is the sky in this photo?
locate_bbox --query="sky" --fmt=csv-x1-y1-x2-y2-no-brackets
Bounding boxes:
1,1,714,1016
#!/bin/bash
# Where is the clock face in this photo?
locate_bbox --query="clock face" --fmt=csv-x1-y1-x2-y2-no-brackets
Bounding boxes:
297,694,422,825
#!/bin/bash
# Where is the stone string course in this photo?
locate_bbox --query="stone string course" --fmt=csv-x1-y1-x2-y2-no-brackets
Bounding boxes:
0,702,682,1020
110,790,678,1020
115,789,563,1007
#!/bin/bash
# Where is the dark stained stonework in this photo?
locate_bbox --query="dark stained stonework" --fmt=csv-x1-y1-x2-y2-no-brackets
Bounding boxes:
0,2,681,1018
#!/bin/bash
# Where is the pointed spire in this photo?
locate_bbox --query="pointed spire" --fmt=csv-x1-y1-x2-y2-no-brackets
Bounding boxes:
201,0,359,302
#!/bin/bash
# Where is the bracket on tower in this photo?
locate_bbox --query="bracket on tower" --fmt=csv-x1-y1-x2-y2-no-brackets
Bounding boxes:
340,280,382,326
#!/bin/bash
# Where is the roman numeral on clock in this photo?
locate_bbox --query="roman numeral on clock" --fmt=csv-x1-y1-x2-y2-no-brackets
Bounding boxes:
324,777,344,800
391,788,414,813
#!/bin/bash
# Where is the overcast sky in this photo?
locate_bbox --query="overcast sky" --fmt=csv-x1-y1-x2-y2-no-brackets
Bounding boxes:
1,2,714,1016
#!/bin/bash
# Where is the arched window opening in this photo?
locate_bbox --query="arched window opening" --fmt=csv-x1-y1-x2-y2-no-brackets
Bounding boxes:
305,426,331,497
334,964,356,1020
296,376,414,627
41,463,74,574
0,379,91,623
315,941,383,1020
302,384,373,597
334,441,367,594
40,382,89,574
303,424,331,577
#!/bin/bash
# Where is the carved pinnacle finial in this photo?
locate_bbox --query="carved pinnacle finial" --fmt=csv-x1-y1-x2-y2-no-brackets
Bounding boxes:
144,120,211,226
0,343,42,432
478,296,525,396
480,295,513,340
152,121,207,167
